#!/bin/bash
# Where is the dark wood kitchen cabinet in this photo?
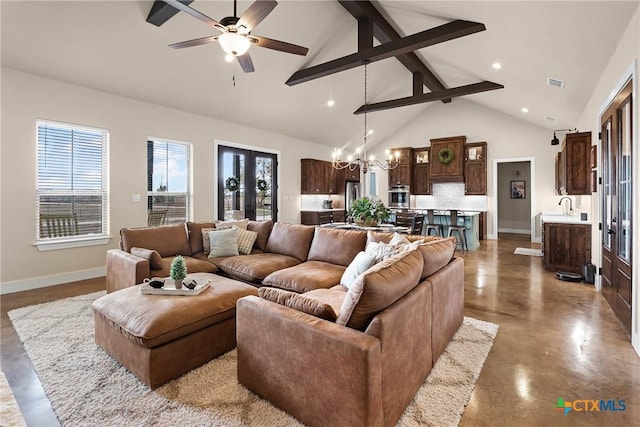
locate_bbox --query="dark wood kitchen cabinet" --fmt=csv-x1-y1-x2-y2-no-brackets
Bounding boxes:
464,142,487,195
301,210,345,225
301,159,342,194
543,222,591,273
388,147,413,187
412,147,431,195
555,131,591,195
429,136,465,182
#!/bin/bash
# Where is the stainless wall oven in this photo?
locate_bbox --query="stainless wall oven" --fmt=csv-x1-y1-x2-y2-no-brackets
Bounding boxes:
389,185,410,209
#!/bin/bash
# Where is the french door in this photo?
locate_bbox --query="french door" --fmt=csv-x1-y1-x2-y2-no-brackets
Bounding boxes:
600,78,633,336
217,145,278,221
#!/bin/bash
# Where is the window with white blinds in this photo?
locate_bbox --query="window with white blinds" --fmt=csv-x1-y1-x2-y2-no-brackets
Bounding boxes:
36,120,109,241
147,139,191,225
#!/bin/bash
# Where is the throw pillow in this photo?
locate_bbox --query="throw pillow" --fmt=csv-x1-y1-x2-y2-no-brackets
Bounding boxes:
201,227,216,255
389,232,411,247
340,251,377,289
208,228,240,258
237,227,258,255
214,218,249,230
130,247,163,269
365,241,403,263
258,287,338,321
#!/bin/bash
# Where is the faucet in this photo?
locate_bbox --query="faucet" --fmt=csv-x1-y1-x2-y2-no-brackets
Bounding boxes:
558,197,573,215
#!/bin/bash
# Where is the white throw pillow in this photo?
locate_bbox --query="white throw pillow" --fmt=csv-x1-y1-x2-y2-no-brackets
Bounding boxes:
340,251,377,289
214,218,249,230
365,241,403,263
208,228,240,258
237,227,258,255
389,232,410,247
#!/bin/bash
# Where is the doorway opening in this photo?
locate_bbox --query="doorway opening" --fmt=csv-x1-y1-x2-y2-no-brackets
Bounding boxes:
493,157,537,242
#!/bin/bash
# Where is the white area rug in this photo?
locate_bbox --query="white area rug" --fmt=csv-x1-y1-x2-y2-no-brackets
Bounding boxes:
514,247,543,257
0,371,27,427
9,291,498,426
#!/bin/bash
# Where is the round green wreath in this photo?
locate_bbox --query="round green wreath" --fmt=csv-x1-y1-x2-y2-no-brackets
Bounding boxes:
225,176,240,192
437,148,454,164
257,178,269,192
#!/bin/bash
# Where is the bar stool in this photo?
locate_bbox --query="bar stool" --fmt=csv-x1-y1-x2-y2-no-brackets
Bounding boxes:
395,211,424,235
446,210,468,252
424,209,443,237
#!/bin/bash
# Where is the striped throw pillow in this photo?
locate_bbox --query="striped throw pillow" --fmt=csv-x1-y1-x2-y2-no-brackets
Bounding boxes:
237,228,258,255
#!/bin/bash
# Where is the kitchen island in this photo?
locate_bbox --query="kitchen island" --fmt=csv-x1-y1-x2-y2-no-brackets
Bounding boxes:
409,210,482,251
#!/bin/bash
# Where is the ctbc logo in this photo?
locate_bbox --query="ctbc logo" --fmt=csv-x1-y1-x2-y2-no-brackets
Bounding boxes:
555,398,626,415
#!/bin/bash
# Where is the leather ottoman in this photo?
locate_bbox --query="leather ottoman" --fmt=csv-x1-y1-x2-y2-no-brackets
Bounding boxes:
92,272,258,388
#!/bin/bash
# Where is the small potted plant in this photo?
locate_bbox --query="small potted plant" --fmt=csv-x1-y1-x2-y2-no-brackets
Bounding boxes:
170,255,187,289
347,197,391,226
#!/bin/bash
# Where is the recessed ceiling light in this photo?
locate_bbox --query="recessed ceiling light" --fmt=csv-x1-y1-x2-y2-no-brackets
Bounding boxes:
368,129,374,135
521,107,529,113
224,54,234,63
327,100,335,107
492,62,502,70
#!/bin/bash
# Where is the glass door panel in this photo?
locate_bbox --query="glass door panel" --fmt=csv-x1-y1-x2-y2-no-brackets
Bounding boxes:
617,99,632,262
221,151,246,220
602,119,613,249
255,156,273,221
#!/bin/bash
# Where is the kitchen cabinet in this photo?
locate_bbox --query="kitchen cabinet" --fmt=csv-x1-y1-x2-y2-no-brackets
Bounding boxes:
343,165,360,182
543,222,591,273
301,159,342,194
555,131,591,195
412,147,431,195
388,147,414,187
301,210,345,225
464,142,486,195
429,136,465,182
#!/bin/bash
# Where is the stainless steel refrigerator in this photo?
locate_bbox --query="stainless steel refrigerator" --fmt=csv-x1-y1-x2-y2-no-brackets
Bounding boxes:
345,181,361,213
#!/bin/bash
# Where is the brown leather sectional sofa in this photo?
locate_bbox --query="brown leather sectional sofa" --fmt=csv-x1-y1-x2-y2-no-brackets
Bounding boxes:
105,220,464,427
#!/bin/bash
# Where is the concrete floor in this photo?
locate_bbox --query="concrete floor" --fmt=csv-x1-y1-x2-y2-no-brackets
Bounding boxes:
1,237,639,426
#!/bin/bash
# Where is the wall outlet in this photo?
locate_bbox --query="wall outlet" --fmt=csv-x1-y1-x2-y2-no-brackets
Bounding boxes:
131,194,141,202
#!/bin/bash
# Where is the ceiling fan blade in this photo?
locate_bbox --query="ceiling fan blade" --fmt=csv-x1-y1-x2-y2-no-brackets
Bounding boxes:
237,0,277,32
169,35,219,49
163,0,225,32
250,35,308,56
237,53,255,73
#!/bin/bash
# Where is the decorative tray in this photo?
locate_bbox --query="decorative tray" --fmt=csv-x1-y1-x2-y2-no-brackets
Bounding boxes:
140,279,210,296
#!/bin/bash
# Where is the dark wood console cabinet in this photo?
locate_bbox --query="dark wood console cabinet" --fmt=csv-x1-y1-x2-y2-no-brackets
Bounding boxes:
543,222,591,273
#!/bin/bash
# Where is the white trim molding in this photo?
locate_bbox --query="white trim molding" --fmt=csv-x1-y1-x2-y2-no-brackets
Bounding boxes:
0,266,106,295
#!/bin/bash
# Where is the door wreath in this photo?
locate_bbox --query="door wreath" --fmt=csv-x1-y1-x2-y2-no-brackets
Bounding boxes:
437,148,454,164
225,176,240,192
257,178,269,192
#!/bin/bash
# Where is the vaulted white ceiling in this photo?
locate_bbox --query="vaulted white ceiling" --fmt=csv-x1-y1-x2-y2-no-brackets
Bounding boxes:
2,1,637,149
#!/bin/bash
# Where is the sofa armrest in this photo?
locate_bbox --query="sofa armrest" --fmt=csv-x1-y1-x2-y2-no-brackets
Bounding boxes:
106,249,149,293
428,257,464,364
236,296,383,427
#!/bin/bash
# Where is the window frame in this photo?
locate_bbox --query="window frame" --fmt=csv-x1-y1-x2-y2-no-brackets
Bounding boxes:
34,119,111,251
147,137,193,225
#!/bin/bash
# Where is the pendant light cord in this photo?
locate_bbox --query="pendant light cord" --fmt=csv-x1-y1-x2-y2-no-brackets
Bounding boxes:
363,60,369,158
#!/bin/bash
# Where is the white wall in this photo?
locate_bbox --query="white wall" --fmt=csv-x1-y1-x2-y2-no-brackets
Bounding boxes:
574,8,639,355
0,68,330,291
370,98,565,239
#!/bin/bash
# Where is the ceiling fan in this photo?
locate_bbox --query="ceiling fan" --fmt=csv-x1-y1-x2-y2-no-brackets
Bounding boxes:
163,0,309,73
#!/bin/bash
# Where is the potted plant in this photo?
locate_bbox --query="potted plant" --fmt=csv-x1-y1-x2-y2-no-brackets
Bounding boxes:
170,255,187,289
347,197,391,226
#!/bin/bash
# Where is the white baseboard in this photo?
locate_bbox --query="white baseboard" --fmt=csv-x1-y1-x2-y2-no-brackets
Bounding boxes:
0,267,105,295
498,228,531,234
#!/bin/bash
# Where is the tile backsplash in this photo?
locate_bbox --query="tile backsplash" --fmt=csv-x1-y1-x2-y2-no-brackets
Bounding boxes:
413,182,487,211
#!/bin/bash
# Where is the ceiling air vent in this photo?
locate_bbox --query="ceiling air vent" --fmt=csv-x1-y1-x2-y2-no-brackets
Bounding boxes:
547,78,565,88
545,115,556,122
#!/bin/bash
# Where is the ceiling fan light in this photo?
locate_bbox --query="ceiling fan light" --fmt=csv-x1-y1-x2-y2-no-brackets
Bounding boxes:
218,32,250,56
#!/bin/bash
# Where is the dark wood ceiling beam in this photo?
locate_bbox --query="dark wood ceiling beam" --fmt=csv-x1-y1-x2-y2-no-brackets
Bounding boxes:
353,81,504,114
286,20,485,86
339,0,451,102
358,17,373,51
146,0,194,27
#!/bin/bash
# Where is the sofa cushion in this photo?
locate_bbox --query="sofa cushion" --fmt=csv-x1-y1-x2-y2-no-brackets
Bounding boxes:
121,224,191,257
151,255,217,278
265,223,315,262
307,228,367,267
263,261,346,293
336,248,424,330
207,228,240,257
417,237,456,280
201,228,216,255
247,220,273,251
186,221,216,254
340,251,377,289
130,247,163,270
219,253,301,284
258,287,338,321
237,228,258,255
214,218,250,230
